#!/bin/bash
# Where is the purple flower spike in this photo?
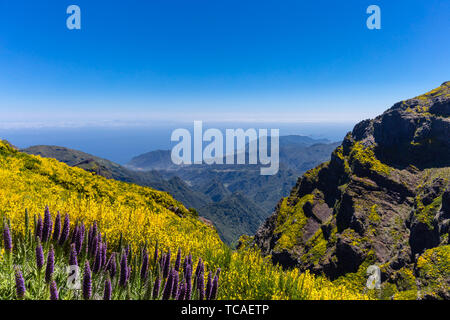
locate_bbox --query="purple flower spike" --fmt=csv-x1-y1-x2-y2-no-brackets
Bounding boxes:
171,269,179,299
35,241,44,270
108,253,117,278
35,215,43,240
162,269,174,300
140,249,148,281
93,243,103,274
177,281,186,300
163,249,171,279
197,271,205,300
206,272,212,300
52,212,61,242
210,275,219,300
15,267,26,299
42,206,52,242
45,245,55,283
71,224,78,244
75,223,84,254
83,260,92,300
195,258,203,279
103,277,112,300
91,234,98,259
119,250,128,287
174,248,181,272
50,280,59,300
69,243,78,266
185,264,192,300
59,214,70,245
3,223,12,253
152,276,161,300
92,221,97,238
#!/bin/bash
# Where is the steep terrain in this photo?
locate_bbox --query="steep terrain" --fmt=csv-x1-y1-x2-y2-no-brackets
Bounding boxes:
255,82,450,299
198,192,266,245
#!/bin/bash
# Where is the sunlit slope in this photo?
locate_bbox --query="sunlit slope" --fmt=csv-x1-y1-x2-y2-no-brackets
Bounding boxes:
0,140,225,262
0,140,367,299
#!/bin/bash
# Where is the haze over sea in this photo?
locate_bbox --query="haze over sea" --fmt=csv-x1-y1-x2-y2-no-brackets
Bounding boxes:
0,122,352,165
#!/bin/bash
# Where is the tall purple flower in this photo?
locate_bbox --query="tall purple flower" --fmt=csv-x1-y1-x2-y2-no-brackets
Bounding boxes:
35,241,44,270
152,276,161,300
195,258,204,280
92,221,98,239
185,264,192,300
35,215,43,240
90,233,98,259
75,223,84,254
42,206,52,242
162,269,174,300
174,248,181,272
197,270,205,300
205,272,212,300
103,277,112,300
140,249,149,281
58,214,70,245
107,253,117,279
71,224,78,245
83,261,92,300
93,243,103,274
177,281,186,300
3,223,12,253
171,269,179,299
69,243,78,266
163,249,171,279
50,280,59,300
15,267,26,299
119,250,128,287
210,275,219,300
52,212,61,242
45,245,55,283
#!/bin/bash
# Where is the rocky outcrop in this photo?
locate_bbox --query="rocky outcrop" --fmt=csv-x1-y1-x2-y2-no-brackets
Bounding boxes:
255,82,450,298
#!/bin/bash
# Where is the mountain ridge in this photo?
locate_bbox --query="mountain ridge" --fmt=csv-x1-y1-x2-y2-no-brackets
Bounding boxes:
254,82,450,299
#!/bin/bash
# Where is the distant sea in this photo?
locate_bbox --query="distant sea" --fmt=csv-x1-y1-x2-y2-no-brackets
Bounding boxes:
0,122,354,165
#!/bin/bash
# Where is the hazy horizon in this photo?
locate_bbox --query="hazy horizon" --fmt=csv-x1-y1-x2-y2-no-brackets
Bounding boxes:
0,121,352,164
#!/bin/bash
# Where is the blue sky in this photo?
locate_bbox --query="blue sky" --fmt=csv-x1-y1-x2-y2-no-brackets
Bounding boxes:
0,0,449,126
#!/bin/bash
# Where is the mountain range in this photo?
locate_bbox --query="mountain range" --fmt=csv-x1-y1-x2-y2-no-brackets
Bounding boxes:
23,135,339,245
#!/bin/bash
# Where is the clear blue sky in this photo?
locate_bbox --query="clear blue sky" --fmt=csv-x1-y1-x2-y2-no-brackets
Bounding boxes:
0,0,449,126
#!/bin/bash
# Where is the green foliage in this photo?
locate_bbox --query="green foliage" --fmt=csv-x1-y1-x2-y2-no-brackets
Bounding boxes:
273,195,313,251
415,245,450,299
349,142,390,176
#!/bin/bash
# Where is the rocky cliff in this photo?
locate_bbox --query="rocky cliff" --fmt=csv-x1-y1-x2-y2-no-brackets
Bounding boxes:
255,82,450,299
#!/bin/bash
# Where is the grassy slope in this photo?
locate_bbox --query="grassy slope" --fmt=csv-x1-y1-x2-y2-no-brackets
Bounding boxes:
0,140,367,299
